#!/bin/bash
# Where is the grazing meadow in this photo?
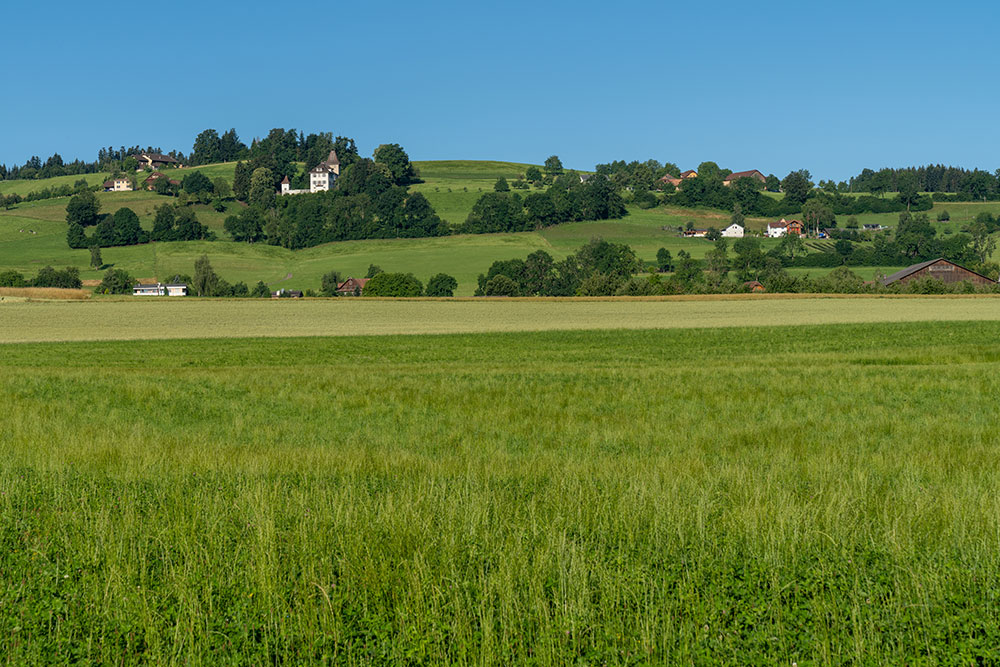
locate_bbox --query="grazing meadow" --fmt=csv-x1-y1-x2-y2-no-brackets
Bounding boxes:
3,311,1000,662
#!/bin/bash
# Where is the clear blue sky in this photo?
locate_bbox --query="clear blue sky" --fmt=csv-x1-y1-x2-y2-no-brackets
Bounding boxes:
3,0,997,181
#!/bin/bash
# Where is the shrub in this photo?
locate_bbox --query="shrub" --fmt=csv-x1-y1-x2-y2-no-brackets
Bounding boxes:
96,269,136,295
32,266,82,289
363,272,424,297
0,270,27,287
425,273,458,297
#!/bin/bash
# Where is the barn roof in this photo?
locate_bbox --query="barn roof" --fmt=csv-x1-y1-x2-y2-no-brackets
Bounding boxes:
724,169,765,182
881,258,995,286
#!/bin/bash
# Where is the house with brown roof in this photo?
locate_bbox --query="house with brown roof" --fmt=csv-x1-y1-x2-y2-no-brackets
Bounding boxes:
880,258,996,287
743,280,765,292
336,277,369,296
786,220,804,236
766,219,789,238
103,176,132,192
143,172,180,190
723,170,766,187
135,153,181,170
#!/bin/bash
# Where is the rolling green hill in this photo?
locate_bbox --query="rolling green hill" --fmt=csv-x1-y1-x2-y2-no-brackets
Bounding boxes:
2,160,997,294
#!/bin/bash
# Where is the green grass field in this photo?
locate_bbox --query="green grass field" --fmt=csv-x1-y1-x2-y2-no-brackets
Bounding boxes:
3,296,1000,343
4,312,1000,662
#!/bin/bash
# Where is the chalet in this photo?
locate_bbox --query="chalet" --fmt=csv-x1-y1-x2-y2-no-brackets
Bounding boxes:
786,220,804,236
143,172,180,190
336,277,369,296
723,170,766,187
743,280,765,292
135,153,181,170
680,170,697,179
132,282,187,296
103,176,132,192
767,219,788,238
682,229,708,238
880,258,996,287
271,288,303,298
721,223,745,238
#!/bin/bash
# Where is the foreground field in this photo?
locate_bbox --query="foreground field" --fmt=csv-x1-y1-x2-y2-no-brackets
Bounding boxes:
3,296,1000,342
3,321,1000,663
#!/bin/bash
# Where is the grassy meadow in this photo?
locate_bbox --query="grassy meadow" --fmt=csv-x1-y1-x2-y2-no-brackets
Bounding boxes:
3,295,1000,343
4,319,1000,663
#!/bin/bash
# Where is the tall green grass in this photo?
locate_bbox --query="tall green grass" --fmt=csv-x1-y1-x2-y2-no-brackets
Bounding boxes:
3,323,1000,662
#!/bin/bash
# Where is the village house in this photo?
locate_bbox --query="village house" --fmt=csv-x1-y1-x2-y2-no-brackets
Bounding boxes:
721,223,745,238
280,150,341,195
143,172,180,190
103,176,132,192
723,170,766,187
336,277,369,296
135,153,182,170
766,219,788,238
132,282,188,296
682,229,709,238
767,219,803,237
660,169,698,188
880,258,996,287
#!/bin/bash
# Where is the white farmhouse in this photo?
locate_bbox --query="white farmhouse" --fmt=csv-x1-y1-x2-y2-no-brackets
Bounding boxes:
132,282,188,296
767,219,788,238
721,223,744,238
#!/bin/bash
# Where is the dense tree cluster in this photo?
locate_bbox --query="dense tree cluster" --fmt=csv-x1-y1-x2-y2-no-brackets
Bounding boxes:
461,174,626,234
225,156,444,249
847,165,1000,199
0,266,82,289
595,159,682,190
474,238,641,296
65,192,211,248
664,163,934,217
189,129,248,166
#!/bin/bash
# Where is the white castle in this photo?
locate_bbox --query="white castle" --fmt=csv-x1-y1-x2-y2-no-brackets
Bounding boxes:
280,150,340,195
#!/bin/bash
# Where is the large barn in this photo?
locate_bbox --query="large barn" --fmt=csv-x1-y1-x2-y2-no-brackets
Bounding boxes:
880,258,996,287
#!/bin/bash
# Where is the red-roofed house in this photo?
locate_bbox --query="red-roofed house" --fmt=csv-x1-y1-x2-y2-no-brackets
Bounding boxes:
336,277,369,296
723,170,766,187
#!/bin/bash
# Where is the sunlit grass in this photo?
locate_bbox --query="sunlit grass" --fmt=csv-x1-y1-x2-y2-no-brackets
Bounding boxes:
2,323,1000,662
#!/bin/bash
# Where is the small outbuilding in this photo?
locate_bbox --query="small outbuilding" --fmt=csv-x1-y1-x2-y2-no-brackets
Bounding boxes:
880,258,996,287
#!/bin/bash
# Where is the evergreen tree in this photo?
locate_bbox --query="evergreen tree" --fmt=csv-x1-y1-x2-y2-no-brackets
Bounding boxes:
233,161,252,201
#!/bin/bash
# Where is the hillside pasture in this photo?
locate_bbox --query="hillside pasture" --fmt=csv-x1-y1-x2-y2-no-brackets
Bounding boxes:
2,160,1000,295
4,322,1000,662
